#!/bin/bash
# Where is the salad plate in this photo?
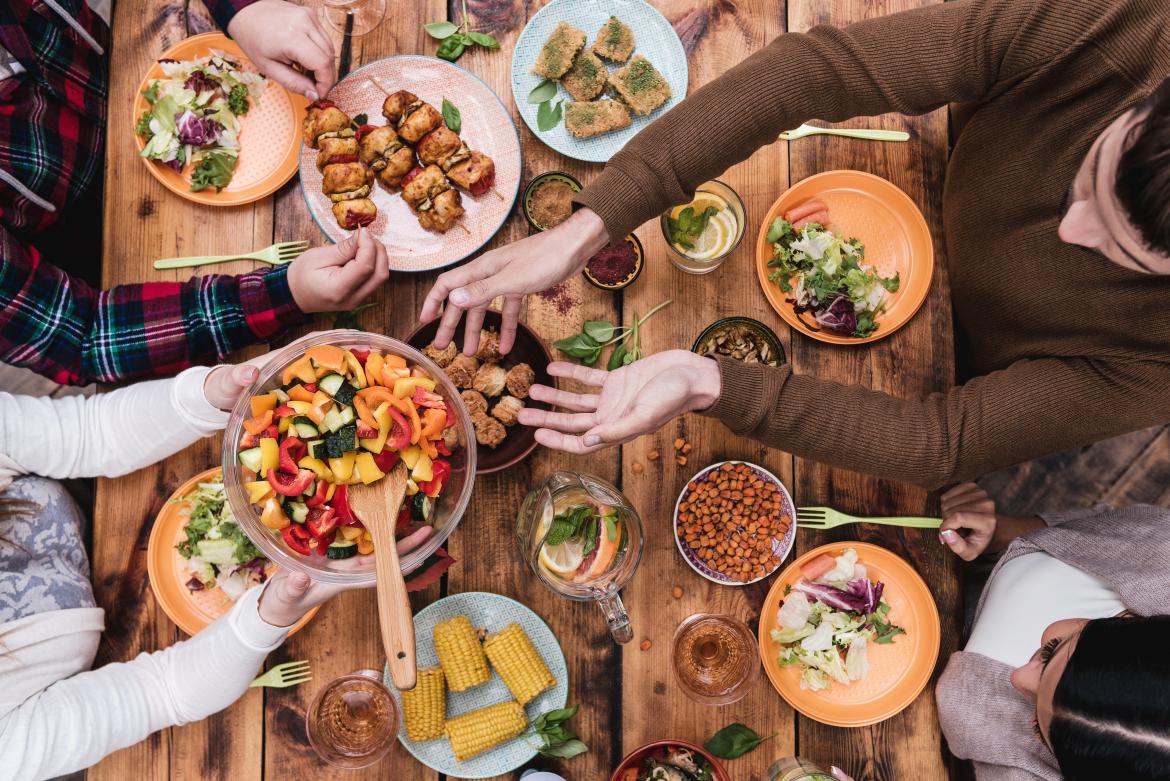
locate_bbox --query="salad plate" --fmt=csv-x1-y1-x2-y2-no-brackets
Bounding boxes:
755,170,934,345
131,32,309,206
146,468,317,636
757,541,940,727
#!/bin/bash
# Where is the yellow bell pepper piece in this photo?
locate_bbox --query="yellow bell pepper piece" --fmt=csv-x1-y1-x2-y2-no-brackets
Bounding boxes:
306,345,347,372
340,525,363,541
357,534,374,555
411,452,434,483
329,453,356,482
259,438,279,476
405,478,419,496
393,377,437,399
298,457,334,481
325,481,337,502
281,355,316,386
400,445,422,469
287,400,312,414
358,402,392,454
250,393,277,418
365,352,385,387
278,415,292,434
344,350,368,389
382,365,411,386
355,452,385,484
348,462,362,484
261,496,290,529
245,480,273,504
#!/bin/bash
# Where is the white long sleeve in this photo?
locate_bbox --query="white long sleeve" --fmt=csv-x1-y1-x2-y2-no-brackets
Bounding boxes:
0,366,227,481
0,586,291,781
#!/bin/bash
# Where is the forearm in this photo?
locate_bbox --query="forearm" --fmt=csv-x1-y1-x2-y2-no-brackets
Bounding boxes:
989,515,1046,553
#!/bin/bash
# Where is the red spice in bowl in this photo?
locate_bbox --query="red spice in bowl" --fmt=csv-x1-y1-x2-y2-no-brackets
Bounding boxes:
584,235,643,289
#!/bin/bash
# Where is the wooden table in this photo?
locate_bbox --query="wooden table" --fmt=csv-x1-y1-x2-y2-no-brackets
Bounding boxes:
96,0,959,778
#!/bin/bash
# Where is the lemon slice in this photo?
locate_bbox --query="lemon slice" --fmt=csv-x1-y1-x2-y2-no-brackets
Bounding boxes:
540,537,585,576
689,214,731,260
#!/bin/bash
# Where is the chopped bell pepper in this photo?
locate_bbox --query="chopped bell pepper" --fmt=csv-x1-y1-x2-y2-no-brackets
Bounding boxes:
365,352,385,387
306,345,347,371
419,459,451,498
358,402,393,454
400,445,422,469
411,451,434,483
245,480,274,504
332,484,357,525
385,354,407,369
298,457,333,481
281,355,316,385
250,393,278,418
343,350,367,388
355,452,385,484
419,407,446,440
278,437,307,473
393,377,436,399
305,506,339,540
357,534,374,555
372,449,400,473
325,481,337,502
259,437,280,476
340,525,364,541
352,395,379,430
261,496,290,529
281,524,312,555
243,409,274,435
268,468,315,497
419,437,438,460
278,415,292,434
306,479,329,507
329,452,356,482
286,400,312,414
381,364,411,386
405,478,419,496
287,384,316,403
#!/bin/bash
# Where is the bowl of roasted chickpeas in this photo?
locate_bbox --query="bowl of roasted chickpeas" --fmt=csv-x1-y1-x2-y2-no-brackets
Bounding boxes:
406,310,554,473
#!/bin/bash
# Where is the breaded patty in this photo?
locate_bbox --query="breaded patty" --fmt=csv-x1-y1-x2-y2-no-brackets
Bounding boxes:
593,16,635,62
564,100,631,138
561,47,608,102
532,21,586,79
609,55,671,115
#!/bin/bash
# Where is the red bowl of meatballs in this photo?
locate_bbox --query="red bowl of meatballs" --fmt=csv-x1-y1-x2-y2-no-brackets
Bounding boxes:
405,309,554,474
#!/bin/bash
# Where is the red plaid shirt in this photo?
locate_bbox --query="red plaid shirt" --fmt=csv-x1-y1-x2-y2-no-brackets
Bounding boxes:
0,0,308,386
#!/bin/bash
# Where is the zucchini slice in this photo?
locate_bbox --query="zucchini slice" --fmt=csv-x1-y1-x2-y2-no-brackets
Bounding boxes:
411,493,434,523
326,539,359,559
318,373,345,397
238,447,263,473
306,439,328,460
324,424,357,459
285,501,309,524
322,406,346,433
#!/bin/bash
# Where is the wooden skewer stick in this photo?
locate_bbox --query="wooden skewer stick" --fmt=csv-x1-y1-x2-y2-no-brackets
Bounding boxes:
367,77,392,97
452,221,473,236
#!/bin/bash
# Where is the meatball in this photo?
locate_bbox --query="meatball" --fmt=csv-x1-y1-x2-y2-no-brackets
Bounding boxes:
472,363,507,397
472,411,506,449
491,395,524,427
475,330,501,362
444,353,479,389
423,341,458,368
504,363,535,398
460,389,488,416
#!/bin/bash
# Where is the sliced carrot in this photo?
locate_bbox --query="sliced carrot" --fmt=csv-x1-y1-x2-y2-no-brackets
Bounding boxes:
800,553,838,581
792,210,832,231
783,198,828,223
242,409,274,435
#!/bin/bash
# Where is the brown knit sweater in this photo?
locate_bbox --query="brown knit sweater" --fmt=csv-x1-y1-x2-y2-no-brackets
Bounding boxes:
574,0,1170,489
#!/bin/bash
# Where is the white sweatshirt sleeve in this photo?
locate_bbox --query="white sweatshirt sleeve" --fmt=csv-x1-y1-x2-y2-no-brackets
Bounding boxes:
0,366,228,479
3,586,292,781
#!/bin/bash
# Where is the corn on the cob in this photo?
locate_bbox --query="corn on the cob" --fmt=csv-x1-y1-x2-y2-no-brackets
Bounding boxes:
402,667,446,741
444,700,527,761
433,615,490,692
483,623,556,705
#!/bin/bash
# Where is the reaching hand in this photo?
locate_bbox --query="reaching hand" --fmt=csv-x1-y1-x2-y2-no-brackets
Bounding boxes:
516,350,722,454
939,482,997,560
286,228,390,314
227,0,336,101
420,209,610,356
256,526,433,627
201,331,341,411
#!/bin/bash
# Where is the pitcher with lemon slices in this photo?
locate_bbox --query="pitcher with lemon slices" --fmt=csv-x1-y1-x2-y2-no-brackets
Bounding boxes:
516,471,644,644
660,180,747,274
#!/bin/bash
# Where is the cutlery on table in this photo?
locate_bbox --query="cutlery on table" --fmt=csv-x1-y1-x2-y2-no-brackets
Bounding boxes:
153,240,309,270
348,462,417,691
779,124,910,142
250,659,312,688
796,506,942,530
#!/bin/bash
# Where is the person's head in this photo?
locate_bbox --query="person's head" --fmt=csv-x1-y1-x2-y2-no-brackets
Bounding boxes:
1059,75,1170,272
1011,615,1170,780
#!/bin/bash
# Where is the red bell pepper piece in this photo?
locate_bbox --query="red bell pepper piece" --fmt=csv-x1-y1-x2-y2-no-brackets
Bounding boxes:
303,382,317,393
331,484,359,525
307,98,335,110
419,459,451,498
306,506,339,541
356,422,379,439
306,479,328,508
396,504,412,530
281,524,312,556
263,424,279,440
443,401,455,428
387,407,411,451
267,468,316,497
412,387,446,409
315,528,337,552
240,431,259,449
350,348,370,363
353,125,376,143
435,439,451,457
273,404,297,420
372,449,400,473
278,437,307,474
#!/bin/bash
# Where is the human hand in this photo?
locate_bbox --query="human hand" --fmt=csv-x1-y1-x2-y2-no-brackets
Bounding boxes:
227,0,335,100
420,208,609,356
939,482,997,561
257,526,433,627
286,228,389,314
516,350,722,454
831,767,856,781
202,331,339,410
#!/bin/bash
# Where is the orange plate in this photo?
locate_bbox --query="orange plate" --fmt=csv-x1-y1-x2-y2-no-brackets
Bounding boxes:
147,468,316,637
755,170,934,345
757,541,940,727
131,32,309,206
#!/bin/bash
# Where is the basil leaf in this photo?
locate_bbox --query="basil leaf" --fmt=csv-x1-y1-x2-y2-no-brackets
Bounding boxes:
441,98,461,134
704,723,775,759
528,79,558,104
436,33,467,61
583,320,615,343
537,739,588,759
553,332,600,358
579,346,601,366
580,517,597,556
424,21,459,39
607,343,627,371
466,30,499,48
536,98,563,131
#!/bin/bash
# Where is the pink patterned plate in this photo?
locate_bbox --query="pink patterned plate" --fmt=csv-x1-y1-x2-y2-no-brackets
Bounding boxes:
299,55,522,272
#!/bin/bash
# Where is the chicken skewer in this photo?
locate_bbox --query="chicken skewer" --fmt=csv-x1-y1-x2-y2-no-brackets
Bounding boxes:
306,100,378,230
401,164,467,234
416,127,500,200
357,124,416,190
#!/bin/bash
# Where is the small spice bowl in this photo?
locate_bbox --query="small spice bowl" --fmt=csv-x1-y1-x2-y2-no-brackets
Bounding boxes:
583,233,644,291
692,316,787,367
673,460,796,586
522,171,582,231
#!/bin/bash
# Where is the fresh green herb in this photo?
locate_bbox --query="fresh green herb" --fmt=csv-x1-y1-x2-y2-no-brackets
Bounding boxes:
423,20,459,38
666,205,720,250
352,112,369,126
544,504,601,549
190,151,238,193
603,513,617,542
331,302,377,331
704,723,775,759
227,84,250,115
537,98,564,132
466,30,499,48
436,33,469,61
582,320,615,343
441,98,461,133
135,110,154,138
528,79,558,104
867,600,906,644
425,0,499,63
526,704,588,760
142,81,160,104
606,343,627,371
552,298,672,368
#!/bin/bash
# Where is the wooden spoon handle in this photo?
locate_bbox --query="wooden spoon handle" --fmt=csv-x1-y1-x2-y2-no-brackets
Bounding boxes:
373,535,417,690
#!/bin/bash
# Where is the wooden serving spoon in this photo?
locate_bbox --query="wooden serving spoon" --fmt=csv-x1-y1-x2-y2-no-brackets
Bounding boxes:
347,461,416,690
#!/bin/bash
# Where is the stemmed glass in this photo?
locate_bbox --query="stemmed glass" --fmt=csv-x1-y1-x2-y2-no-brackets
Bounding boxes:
318,0,385,37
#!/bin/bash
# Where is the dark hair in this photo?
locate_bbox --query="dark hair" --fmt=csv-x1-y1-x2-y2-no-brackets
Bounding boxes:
1116,76,1170,256
1050,615,1170,781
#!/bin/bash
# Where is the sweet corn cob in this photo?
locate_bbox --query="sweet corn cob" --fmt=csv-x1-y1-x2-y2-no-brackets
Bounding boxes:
483,623,556,705
434,615,490,692
444,700,527,761
402,667,446,741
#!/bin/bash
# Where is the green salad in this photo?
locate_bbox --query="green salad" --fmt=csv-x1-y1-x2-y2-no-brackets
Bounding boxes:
176,479,268,599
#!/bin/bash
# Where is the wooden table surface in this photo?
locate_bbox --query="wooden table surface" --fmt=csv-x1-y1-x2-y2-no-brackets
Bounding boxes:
96,0,959,779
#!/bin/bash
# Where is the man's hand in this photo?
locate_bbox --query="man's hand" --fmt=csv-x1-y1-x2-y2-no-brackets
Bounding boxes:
228,0,336,101
939,482,997,561
286,228,389,314
516,350,722,454
420,208,610,356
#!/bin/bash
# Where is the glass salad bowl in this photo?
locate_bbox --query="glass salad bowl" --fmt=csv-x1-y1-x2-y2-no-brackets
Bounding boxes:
222,330,477,585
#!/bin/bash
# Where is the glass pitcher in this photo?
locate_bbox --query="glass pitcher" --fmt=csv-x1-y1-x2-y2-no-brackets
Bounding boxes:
768,757,840,781
516,471,644,643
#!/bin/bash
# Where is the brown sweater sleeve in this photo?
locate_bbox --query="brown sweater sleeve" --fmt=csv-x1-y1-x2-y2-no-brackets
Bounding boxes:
704,355,1170,490
575,0,1091,242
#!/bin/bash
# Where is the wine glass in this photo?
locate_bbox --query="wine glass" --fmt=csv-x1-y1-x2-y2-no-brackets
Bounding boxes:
305,669,399,769
671,613,760,705
318,0,385,37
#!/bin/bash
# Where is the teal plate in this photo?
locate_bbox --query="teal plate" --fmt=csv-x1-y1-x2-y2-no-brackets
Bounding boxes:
384,592,569,778
510,0,688,163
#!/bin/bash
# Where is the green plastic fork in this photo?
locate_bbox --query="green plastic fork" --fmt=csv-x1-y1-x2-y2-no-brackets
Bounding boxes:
778,124,910,142
153,240,309,270
796,506,942,530
250,659,312,689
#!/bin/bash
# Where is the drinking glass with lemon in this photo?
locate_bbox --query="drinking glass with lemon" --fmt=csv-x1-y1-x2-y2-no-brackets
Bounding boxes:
660,180,747,274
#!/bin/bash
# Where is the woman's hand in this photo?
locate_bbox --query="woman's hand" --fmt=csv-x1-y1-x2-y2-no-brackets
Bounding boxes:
227,0,336,101
202,330,356,411
420,209,609,356
939,482,998,560
287,228,390,313
516,350,722,454
257,526,433,627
